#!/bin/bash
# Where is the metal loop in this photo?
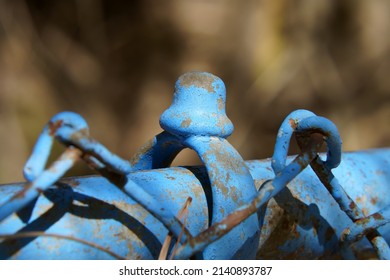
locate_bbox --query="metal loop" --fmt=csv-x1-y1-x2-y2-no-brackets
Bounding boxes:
296,116,342,170
1,113,89,223
272,110,342,175
271,109,316,174
23,112,88,181
24,112,133,181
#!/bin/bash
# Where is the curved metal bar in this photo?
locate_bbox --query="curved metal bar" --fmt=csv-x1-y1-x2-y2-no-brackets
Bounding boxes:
23,112,88,181
128,131,185,171
184,135,259,259
0,147,81,223
272,110,342,176
55,127,132,175
271,109,316,174
25,111,133,180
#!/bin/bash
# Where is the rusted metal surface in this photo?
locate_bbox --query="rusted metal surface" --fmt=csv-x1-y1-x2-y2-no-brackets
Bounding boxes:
1,149,389,259
0,71,389,259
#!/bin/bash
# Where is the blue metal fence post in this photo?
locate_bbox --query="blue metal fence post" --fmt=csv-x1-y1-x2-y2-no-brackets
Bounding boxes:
130,72,260,259
0,71,389,260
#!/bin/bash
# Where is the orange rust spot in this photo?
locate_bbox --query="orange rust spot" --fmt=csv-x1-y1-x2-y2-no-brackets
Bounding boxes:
340,228,351,241
372,212,384,220
370,197,378,205
356,196,365,204
48,120,63,136
179,72,215,93
289,118,297,129
14,184,31,199
180,118,192,128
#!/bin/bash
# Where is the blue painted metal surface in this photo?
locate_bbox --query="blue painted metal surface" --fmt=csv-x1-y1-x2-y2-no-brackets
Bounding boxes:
130,72,259,259
0,71,389,259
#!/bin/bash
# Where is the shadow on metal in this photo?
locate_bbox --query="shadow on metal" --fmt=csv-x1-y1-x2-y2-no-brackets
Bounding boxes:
0,72,389,259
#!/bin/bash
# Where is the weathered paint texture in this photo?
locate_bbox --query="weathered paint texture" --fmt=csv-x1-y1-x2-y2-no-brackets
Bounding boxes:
0,72,389,259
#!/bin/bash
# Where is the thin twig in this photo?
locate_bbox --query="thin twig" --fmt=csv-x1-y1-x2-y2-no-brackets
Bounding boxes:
158,197,192,260
169,197,192,260
0,231,125,260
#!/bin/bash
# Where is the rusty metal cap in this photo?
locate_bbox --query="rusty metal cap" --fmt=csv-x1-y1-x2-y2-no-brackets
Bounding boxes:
159,71,234,138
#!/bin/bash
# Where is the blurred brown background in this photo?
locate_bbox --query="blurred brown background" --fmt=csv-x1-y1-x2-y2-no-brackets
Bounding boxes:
0,0,389,184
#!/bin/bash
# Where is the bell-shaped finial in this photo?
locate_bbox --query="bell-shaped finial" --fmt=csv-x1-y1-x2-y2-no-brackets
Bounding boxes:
159,71,234,138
